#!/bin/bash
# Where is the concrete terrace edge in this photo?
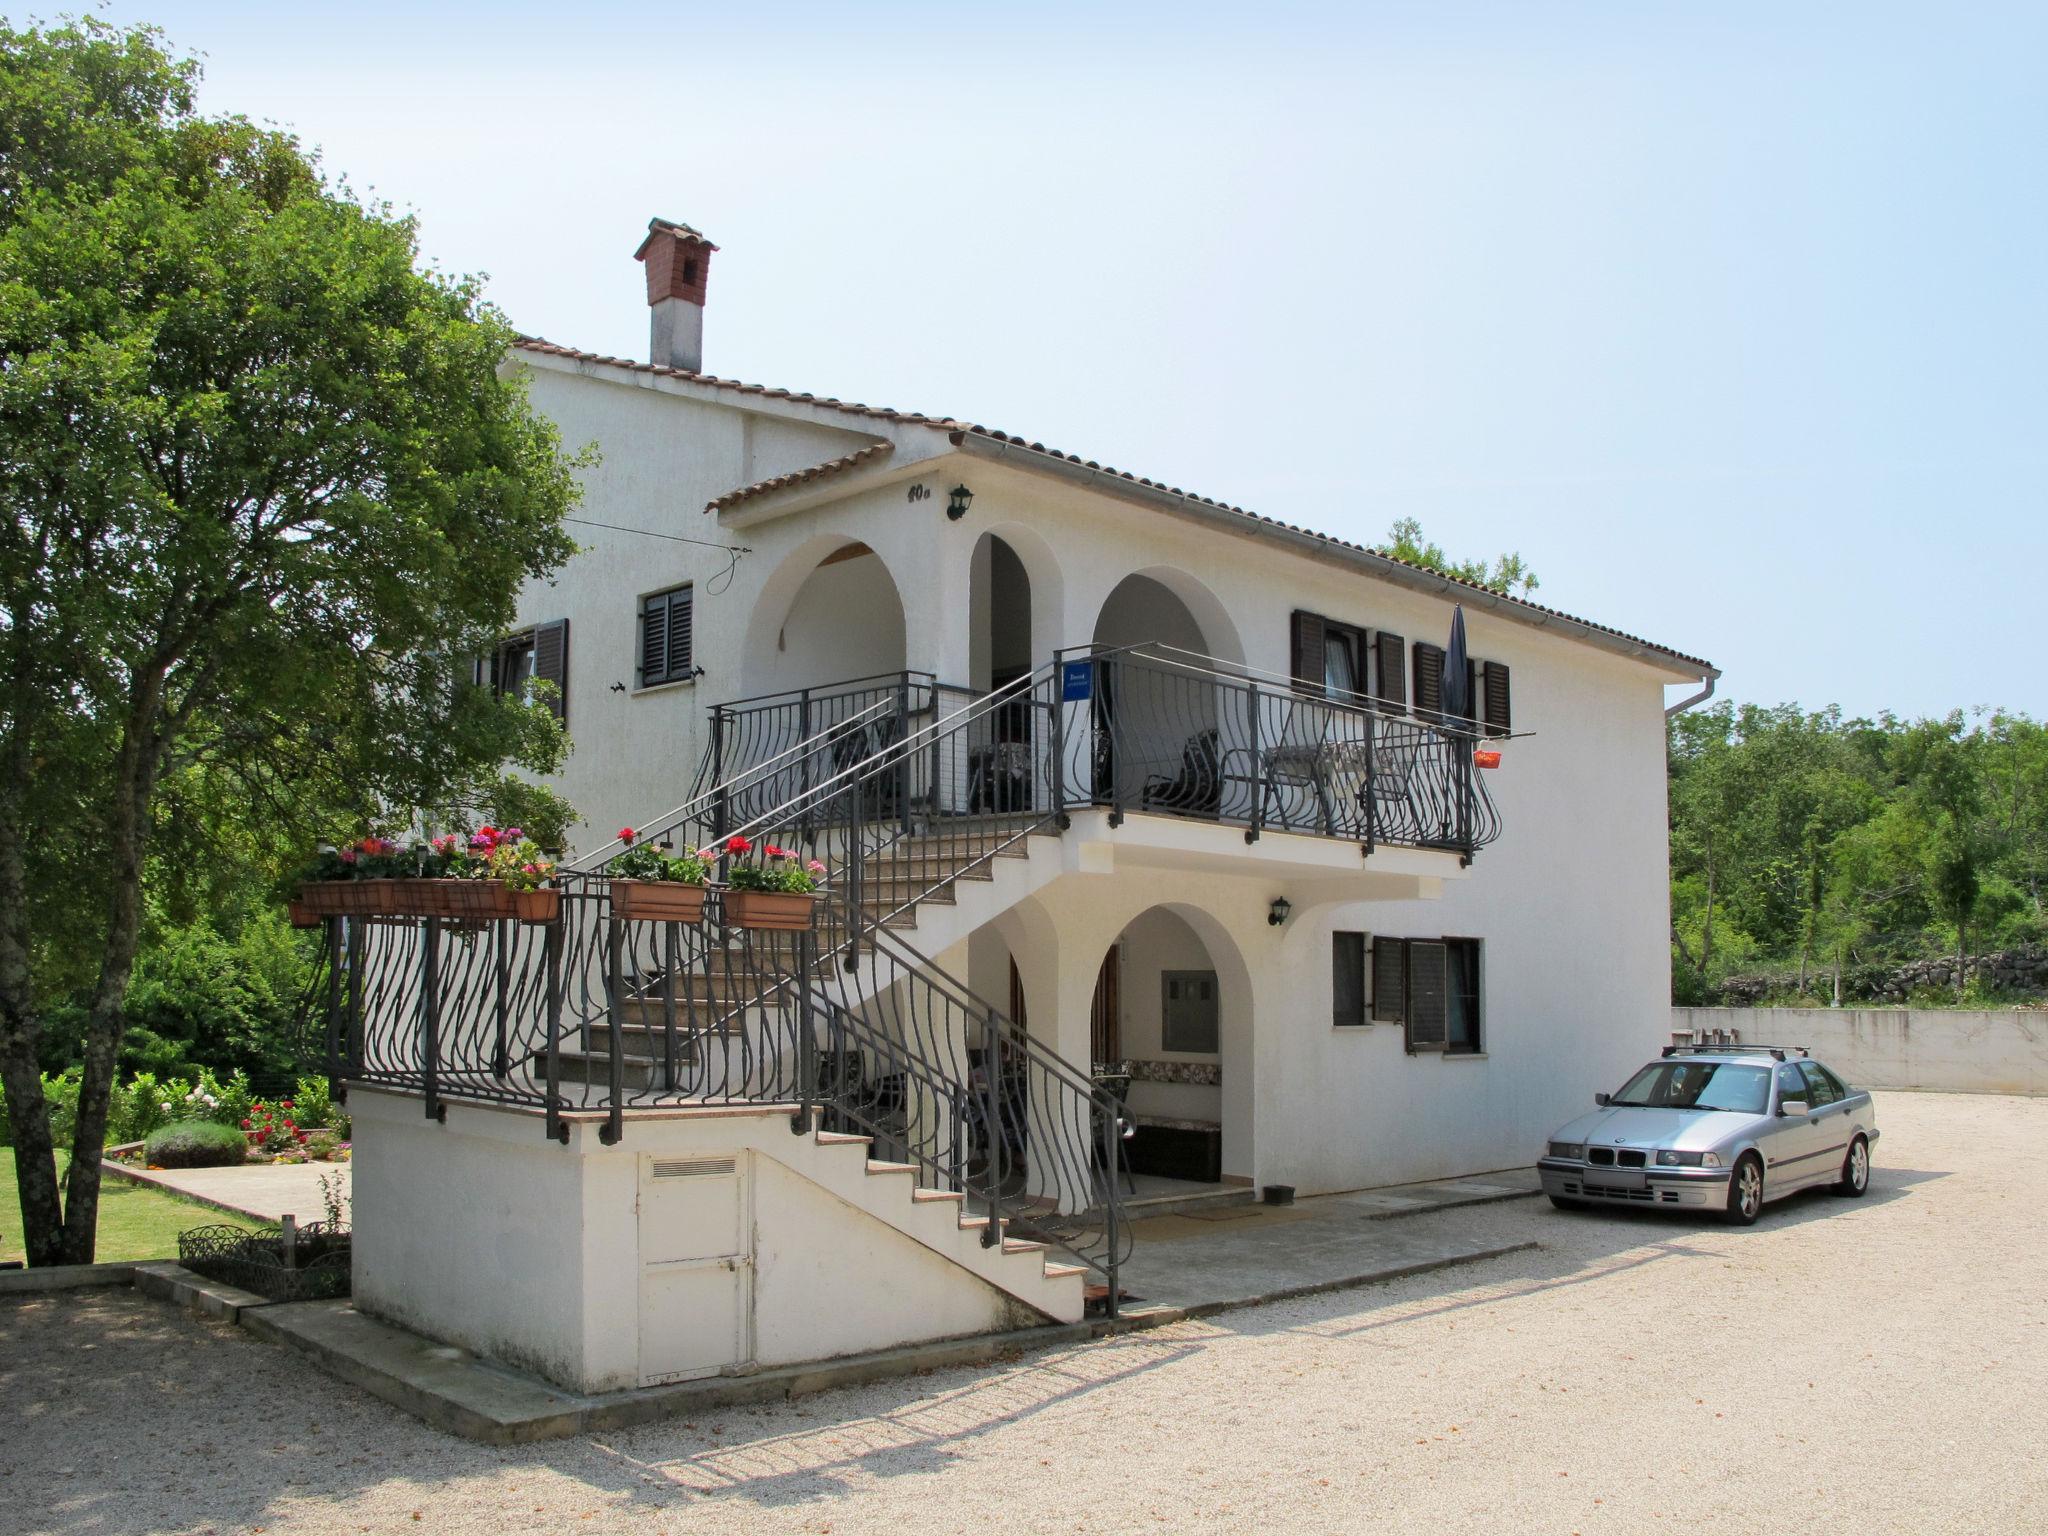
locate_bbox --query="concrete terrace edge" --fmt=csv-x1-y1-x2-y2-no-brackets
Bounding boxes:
237,1237,1538,1444
97,1160,287,1224
43,1239,1541,1445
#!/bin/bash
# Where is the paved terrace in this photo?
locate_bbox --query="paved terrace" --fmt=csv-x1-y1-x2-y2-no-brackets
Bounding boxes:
3,1092,2040,1534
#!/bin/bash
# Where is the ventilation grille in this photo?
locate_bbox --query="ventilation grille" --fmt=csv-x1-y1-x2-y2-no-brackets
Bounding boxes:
650,1155,737,1180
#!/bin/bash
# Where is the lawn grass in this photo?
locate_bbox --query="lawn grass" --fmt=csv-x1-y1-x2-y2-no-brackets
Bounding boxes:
0,1146,259,1266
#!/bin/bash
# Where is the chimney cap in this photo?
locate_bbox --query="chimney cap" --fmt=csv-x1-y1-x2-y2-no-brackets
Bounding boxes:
634,217,719,260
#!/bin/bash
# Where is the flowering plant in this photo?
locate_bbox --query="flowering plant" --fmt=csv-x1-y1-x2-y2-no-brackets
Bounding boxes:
483,834,556,892
720,836,826,895
612,827,709,885
243,1098,304,1154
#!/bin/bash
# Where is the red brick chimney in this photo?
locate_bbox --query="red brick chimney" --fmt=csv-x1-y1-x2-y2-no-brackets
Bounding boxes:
634,217,717,373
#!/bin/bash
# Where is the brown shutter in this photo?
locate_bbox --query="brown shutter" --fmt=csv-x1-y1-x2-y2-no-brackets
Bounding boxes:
1290,611,1326,694
1413,642,1444,721
1482,661,1511,735
1371,936,1407,1023
532,618,568,722
638,598,667,687
1406,940,1448,1052
666,585,694,679
1375,632,1406,713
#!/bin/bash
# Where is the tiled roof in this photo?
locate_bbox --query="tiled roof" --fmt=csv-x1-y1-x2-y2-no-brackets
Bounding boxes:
512,335,1715,675
704,441,894,513
634,217,719,255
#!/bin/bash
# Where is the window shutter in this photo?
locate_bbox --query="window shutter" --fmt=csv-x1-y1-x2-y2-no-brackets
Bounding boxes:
1370,936,1407,1023
639,599,667,687
1406,940,1448,1052
666,585,694,679
1290,611,1326,694
532,618,568,722
1482,661,1511,735
1333,931,1366,1028
1375,632,1406,713
1413,642,1444,721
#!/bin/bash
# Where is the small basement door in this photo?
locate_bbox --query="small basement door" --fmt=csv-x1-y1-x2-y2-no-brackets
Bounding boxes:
638,1151,751,1386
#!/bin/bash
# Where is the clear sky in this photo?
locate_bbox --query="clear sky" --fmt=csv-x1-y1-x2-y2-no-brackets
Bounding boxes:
89,1,2046,719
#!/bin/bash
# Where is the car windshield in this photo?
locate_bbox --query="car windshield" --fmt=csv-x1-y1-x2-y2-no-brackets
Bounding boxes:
1609,1061,1770,1113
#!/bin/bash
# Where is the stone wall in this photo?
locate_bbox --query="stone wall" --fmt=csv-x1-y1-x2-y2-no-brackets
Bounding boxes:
1671,1006,2048,1095
1712,946,2048,1007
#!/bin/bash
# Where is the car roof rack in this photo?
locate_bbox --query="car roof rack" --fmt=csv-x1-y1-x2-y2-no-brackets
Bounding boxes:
1662,1044,1809,1061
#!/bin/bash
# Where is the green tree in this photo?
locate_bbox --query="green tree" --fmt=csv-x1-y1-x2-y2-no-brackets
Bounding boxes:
0,19,581,1264
1382,518,1540,596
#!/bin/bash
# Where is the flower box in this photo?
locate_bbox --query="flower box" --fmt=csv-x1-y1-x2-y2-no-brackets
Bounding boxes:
612,879,706,923
287,898,321,930
511,888,561,925
721,889,820,931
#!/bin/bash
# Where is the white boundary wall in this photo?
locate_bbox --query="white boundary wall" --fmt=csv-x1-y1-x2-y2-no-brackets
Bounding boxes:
1673,1007,2048,1095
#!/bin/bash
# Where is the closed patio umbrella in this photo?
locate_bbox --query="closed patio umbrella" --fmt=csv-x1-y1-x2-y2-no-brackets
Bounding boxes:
1442,604,1472,729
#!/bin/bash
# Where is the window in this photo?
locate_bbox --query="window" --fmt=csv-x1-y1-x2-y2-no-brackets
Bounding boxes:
485,618,567,722
1290,610,1371,703
1369,935,1484,1054
1776,1063,1809,1108
1333,931,1367,1027
639,584,694,688
1611,1061,1769,1113
1161,970,1219,1054
1797,1060,1840,1107
1446,938,1482,1053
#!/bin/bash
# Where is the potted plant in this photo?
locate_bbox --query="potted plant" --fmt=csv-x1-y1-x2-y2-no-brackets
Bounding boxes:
482,832,560,923
609,827,710,922
718,836,826,930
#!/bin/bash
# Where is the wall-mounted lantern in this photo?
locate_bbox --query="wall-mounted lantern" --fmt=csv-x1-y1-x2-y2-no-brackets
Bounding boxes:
1268,896,1292,928
946,484,974,521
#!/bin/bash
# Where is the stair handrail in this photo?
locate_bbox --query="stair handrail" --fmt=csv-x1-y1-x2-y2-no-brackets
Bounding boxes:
564,693,899,872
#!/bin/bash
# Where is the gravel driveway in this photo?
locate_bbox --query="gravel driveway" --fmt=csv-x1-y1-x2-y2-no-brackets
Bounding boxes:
4,1091,2042,1535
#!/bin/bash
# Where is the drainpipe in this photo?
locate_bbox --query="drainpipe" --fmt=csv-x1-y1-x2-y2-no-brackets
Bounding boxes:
1664,672,1720,720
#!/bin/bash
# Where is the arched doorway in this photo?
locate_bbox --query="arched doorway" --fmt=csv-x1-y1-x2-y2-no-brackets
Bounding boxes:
1095,904,1254,1192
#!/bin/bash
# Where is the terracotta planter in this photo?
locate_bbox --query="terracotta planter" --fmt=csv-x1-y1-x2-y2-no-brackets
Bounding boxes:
511,887,561,925
722,888,820,931
286,898,320,930
612,879,706,923
356,878,401,915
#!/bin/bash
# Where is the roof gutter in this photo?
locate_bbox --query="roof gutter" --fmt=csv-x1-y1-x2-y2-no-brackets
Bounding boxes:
1663,674,1719,720
948,430,1718,685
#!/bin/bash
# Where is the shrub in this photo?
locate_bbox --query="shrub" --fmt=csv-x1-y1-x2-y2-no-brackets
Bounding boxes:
145,1119,248,1169
291,1075,349,1137
303,1129,344,1161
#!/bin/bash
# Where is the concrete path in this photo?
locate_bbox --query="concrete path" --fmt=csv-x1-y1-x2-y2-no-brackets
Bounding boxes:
109,1160,350,1224
1118,1169,1539,1313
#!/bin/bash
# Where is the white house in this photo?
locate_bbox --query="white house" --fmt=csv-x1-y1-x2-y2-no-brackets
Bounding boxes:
331,218,1717,1396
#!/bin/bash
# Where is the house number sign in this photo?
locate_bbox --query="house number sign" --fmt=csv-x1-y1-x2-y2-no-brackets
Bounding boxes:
906,484,930,503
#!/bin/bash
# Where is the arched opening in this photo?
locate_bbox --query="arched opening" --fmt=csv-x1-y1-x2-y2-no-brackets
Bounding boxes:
741,539,907,698
1089,572,1243,811
970,532,1033,694
1095,904,1254,1194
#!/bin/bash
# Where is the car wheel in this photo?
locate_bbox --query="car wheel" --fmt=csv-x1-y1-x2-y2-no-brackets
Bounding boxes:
1548,1194,1587,1213
1833,1135,1871,1198
1723,1154,1764,1226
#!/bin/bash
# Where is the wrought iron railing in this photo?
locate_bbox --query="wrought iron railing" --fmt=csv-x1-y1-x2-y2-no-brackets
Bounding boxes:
1057,643,1502,858
305,660,1131,1300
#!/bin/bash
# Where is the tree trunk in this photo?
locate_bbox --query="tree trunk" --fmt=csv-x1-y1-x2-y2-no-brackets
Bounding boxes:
1699,834,1717,975
0,694,68,1268
54,674,166,1265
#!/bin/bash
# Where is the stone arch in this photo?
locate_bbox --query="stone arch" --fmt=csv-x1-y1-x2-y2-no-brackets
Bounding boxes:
1092,566,1244,669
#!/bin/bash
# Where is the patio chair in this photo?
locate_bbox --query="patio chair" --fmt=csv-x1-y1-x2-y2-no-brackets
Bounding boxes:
1141,726,1223,816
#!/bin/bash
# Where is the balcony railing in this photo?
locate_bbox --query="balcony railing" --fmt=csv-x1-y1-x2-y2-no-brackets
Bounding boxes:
1058,644,1501,858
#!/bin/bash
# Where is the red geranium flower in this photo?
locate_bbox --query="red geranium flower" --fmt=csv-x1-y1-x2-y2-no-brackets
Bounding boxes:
619,827,636,844
763,844,791,859
725,835,753,855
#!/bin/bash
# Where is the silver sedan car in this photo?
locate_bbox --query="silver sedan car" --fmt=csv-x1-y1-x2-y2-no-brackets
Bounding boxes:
1538,1046,1878,1225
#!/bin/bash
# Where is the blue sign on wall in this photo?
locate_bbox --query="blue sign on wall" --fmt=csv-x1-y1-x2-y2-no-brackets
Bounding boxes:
1060,660,1093,702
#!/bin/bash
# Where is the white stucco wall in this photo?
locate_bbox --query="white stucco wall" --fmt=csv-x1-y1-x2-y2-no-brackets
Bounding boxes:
349,1090,1046,1394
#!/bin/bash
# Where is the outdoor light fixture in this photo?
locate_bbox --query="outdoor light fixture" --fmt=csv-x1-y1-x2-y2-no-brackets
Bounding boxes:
1268,896,1292,927
946,484,974,521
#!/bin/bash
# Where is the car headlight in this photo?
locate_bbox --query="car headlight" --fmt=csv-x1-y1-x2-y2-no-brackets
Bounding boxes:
1548,1142,1585,1160
1657,1150,1708,1167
